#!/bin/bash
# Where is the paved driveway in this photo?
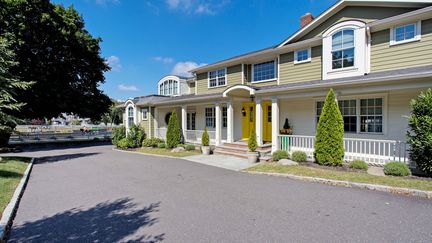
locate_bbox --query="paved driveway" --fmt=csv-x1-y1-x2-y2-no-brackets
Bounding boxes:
5,144,432,242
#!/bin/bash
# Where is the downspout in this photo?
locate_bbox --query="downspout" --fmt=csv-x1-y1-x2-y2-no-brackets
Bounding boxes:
365,26,371,74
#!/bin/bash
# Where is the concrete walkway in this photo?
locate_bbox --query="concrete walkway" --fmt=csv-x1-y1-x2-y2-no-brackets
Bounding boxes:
183,154,253,171
3,144,432,242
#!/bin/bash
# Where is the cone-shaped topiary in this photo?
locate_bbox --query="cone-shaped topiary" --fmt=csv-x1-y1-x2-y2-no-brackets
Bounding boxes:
166,110,181,148
407,89,432,174
202,127,210,146
314,89,345,166
248,129,257,152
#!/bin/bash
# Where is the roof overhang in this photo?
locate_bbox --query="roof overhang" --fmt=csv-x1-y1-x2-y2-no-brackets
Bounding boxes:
223,85,256,98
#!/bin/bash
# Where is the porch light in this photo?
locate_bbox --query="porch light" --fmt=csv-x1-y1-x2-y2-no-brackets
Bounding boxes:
241,107,246,117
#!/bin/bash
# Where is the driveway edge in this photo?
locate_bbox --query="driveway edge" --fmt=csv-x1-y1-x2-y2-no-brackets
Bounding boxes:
246,171,432,199
112,147,193,160
0,158,35,242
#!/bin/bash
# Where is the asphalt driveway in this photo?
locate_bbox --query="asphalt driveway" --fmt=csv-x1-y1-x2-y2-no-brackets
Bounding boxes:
5,144,432,242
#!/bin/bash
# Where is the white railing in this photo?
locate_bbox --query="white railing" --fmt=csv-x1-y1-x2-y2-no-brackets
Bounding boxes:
185,129,216,144
155,128,167,140
278,135,409,166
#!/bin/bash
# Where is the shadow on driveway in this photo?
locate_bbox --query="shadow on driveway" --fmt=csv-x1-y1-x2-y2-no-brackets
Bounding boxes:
36,153,100,164
8,198,164,243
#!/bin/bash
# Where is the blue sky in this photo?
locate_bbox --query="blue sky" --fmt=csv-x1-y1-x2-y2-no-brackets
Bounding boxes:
52,0,337,101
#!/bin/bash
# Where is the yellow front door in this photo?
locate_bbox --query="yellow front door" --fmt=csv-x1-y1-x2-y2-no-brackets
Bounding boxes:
242,102,255,140
262,101,272,142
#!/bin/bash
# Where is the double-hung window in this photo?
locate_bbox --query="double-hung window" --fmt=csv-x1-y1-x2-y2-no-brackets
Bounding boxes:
205,107,215,128
142,108,148,120
187,112,196,130
332,29,354,69
294,48,311,64
208,69,226,88
316,97,383,134
222,107,227,128
127,106,134,126
391,22,420,45
252,60,276,82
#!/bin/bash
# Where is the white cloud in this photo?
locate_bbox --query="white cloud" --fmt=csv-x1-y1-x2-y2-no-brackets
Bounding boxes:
166,0,229,15
171,61,207,77
153,56,174,64
106,55,122,72
95,0,120,6
118,84,139,92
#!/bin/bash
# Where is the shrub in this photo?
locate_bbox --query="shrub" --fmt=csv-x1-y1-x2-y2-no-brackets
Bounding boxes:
292,151,307,162
272,150,289,161
157,143,166,149
314,89,345,166
248,129,257,152
112,126,126,146
202,127,209,146
384,162,411,176
117,138,130,150
142,137,164,147
407,89,432,174
349,160,368,170
166,111,181,148
127,124,146,148
185,144,196,151
177,144,185,148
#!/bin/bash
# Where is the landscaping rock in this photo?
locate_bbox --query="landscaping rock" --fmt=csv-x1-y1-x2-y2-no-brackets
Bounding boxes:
171,147,185,153
367,166,385,176
278,159,298,166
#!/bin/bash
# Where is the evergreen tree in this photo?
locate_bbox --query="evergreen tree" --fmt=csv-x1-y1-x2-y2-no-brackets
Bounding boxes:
314,89,345,166
248,129,257,152
201,127,209,146
407,89,432,174
166,110,181,148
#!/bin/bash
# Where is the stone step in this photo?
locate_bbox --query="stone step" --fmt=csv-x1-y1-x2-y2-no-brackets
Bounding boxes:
213,150,249,159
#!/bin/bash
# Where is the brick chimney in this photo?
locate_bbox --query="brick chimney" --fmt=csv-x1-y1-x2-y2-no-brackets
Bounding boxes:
300,13,314,28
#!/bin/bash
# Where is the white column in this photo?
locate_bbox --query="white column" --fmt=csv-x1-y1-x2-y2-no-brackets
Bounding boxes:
227,100,234,143
181,105,187,140
215,103,222,146
154,107,159,138
271,97,279,153
148,106,152,138
255,98,263,146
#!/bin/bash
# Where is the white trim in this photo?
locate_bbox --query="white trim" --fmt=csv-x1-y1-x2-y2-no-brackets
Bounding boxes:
277,55,280,85
251,59,278,83
207,67,227,88
294,47,312,64
222,85,256,98
390,21,422,46
241,63,245,85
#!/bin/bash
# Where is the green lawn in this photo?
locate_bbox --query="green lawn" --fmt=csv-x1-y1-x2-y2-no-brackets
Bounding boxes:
135,147,200,157
246,163,432,191
0,157,30,218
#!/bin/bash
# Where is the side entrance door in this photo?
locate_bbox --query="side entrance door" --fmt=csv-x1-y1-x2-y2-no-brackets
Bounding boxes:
262,101,272,142
242,102,255,140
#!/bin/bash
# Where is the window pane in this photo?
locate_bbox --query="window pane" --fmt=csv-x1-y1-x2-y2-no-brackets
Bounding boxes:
332,31,343,50
394,24,416,42
253,60,275,82
342,29,354,48
332,60,342,69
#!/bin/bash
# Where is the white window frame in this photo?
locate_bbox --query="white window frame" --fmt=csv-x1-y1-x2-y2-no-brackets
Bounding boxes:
251,59,277,83
207,68,227,89
390,21,421,46
142,108,148,120
314,94,387,135
294,48,311,64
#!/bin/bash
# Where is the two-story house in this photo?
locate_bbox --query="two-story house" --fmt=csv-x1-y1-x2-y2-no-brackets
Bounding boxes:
124,0,432,165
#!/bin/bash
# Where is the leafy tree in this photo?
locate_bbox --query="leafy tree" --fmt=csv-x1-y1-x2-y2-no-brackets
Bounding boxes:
0,0,111,121
112,126,126,147
127,124,146,148
166,111,181,148
314,89,345,166
100,101,123,125
248,129,257,152
0,38,33,147
201,127,209,146
407,89,432,174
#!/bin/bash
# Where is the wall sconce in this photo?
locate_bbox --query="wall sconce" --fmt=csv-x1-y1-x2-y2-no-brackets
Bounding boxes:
241,107,246,117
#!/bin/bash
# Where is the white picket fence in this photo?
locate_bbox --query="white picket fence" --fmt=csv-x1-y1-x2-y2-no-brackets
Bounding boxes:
278,135,409,166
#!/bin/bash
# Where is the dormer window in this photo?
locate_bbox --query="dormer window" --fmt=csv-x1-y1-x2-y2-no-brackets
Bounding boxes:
294,48,311,64
331,29,354,69
159,79,178,96
390,22,421,45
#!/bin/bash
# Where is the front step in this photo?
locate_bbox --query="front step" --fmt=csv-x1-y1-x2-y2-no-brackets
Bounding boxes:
214,142,273,160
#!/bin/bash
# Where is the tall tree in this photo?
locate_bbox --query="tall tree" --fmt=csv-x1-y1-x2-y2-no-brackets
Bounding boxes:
0,38,33,147
0,0,111,121
314,89,345,166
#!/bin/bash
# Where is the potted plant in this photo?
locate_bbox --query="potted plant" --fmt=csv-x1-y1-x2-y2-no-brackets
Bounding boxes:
201,127,210,155
280,118,293,135
247,130,259,163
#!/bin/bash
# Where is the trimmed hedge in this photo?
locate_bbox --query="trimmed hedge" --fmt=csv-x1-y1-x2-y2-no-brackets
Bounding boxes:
117,138,130,150
127,124,146,148
349,160,368,170
272,150,289,161
142,137,165,147
112,126,126,147
185,144,196,151
314,89,345,166
292,151,307,162
384,162,411,176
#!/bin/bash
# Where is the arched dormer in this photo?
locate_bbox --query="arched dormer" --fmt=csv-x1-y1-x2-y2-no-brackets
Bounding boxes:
157,75,185,96
322,20,367,80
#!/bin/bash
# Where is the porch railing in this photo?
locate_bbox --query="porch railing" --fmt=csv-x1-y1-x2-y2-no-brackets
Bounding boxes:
278,135,409,166
155,128,216,144
155,128,167,140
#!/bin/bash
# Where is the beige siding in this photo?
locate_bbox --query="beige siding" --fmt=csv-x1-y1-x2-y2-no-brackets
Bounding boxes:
279,46,322,84
195,64,242,95
371,19,432,72
138,107,154,137
298,6,417,41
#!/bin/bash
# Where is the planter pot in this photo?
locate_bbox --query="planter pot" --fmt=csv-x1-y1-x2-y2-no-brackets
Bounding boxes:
201,146,210,155
247,151,259,163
